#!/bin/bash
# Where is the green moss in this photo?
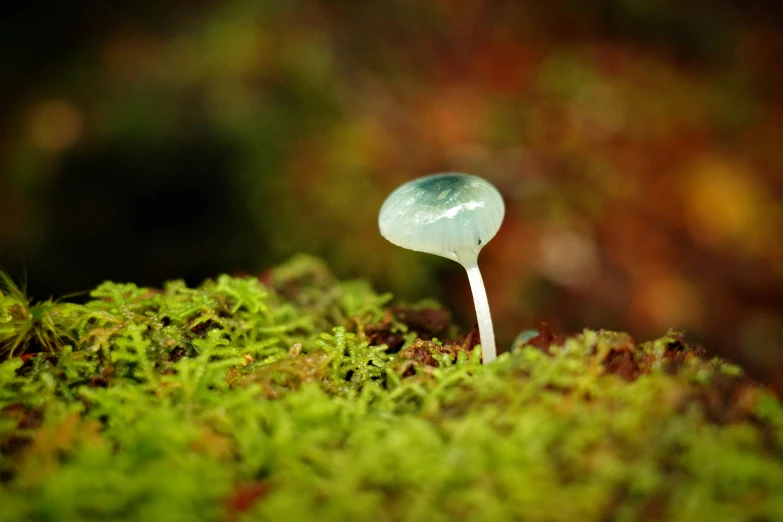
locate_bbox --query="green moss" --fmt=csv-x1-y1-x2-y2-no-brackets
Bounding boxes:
0,273,76,359
1,257,782,521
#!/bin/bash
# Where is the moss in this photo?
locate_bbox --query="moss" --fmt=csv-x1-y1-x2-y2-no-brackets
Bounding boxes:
0,273,76,359
1,257,782,521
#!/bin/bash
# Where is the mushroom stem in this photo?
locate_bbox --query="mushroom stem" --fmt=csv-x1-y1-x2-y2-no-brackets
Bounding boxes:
458,253,497,364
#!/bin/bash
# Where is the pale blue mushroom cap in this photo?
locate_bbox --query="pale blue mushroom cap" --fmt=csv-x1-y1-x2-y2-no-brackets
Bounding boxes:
379,173,504,261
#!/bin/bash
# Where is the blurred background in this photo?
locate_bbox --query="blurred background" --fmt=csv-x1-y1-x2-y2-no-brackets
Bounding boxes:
1,0,782,388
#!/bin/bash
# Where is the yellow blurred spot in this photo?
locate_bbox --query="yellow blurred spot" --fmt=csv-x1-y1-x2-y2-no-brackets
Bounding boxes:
537,229,600,289
683,156,772,251
27,99,84,153
636,275,703,331
204,18,269,77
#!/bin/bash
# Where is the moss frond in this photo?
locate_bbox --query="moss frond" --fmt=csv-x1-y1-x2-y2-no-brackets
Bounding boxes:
0,271,75,360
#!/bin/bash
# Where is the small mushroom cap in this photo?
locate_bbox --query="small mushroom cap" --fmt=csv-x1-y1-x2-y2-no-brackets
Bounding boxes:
379,173,504,258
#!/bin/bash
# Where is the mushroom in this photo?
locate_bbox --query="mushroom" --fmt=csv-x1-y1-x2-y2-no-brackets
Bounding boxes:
378,173,505,363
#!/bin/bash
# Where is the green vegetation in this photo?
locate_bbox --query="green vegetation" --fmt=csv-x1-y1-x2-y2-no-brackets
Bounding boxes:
1,256,782,521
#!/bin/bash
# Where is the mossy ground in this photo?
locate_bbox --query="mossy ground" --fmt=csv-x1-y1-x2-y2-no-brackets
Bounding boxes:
1,256,782,522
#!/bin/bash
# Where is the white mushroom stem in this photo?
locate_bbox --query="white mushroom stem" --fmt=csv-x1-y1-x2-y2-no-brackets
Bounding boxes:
456,251,497,364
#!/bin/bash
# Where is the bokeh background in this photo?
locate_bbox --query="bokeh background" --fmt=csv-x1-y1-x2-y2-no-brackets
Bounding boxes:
2,1,782,389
